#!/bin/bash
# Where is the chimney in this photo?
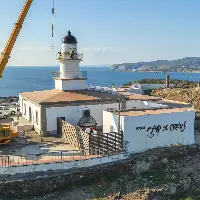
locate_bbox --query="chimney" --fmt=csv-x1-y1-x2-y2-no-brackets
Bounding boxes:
166,75,169,88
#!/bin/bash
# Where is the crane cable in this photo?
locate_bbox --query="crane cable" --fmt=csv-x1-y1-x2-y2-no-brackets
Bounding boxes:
52,0,54,37
51,0,55,51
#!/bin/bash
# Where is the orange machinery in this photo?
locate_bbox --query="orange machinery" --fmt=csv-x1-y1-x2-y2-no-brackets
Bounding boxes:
0,124,18,144
0,0,32,142
0,0,55,143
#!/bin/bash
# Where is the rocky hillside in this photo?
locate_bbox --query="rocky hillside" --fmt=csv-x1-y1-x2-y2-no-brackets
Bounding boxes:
16,145,200,200
152,82,200,111
112,57,200,72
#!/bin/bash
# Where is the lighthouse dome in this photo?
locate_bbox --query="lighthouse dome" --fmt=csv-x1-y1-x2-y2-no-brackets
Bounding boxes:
62,30,77,44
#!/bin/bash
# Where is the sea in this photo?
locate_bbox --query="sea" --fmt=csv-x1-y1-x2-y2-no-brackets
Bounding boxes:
1,66,200,97
1,66,200,200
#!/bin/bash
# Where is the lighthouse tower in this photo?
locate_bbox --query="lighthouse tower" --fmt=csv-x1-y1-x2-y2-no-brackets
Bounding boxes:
53,30,87,90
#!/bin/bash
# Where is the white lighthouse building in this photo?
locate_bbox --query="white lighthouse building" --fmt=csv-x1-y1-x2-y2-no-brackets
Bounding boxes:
19,30,124,135
54,30,87,90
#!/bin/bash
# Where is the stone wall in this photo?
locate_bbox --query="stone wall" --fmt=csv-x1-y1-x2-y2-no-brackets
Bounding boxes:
0,144,199,198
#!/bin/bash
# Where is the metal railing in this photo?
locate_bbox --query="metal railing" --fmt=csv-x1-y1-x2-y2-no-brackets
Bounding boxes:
56,52,83,61
0,148,123,167
52,71,87,79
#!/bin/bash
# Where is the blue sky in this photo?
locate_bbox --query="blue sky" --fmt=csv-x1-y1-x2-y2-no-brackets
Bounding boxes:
0,0,200,66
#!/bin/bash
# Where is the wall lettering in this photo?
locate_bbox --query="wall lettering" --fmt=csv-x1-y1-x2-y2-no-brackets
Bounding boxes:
136,126,145,130
136,121,187,139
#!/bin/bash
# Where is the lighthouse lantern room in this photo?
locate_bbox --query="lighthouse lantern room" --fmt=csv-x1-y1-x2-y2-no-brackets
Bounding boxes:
53,30,87,90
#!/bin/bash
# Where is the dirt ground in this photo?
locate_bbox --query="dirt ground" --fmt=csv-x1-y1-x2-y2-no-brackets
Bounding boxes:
0,116,78,156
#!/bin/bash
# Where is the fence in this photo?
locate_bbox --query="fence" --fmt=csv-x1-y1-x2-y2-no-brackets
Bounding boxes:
89,131,123,155
62,120,81,148
0,148,110,168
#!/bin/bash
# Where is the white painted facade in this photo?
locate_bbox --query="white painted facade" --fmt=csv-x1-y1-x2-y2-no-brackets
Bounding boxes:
126,100,167,109
46,102,119,132
132,83,175,94
19,94,41,132
55,79,86,91
0,153,127,175
103,109,195,153
19,94,168,134
55,31,87,91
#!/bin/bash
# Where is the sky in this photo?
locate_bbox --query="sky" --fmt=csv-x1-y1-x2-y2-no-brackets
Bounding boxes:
0,0,200,66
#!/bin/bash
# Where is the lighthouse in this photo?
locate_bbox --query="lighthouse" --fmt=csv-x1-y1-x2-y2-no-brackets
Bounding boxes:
53,30,87,90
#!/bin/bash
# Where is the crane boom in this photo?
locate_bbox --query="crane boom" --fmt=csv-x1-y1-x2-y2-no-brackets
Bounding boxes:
0,0,33,78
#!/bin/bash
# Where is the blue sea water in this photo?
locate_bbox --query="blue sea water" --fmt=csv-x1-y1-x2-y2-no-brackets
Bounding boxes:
1,66,200,97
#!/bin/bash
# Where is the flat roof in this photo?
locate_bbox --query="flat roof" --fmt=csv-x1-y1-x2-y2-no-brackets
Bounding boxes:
119,92,162,101
119,108,192,117
20,89,122,104
151,99,192,109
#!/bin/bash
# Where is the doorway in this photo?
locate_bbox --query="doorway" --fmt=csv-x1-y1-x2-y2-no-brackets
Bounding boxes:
57,117,65,135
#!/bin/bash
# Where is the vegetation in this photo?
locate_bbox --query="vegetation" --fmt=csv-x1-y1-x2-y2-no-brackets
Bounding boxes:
122,78,194,86
112,57,200,72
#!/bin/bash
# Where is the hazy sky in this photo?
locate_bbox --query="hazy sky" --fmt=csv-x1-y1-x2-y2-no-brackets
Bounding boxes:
0,0,200,66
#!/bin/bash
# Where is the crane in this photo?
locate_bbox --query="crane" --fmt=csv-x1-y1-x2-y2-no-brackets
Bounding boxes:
0,0,55,78
0,0,55,144
0,0,33,78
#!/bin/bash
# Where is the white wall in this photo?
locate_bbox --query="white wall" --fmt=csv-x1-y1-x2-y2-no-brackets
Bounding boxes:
61,43,77,53
0,154,127,175
20,96,41,131
126,100,145,109
103,110,119,133
46,103,119,132
126,100,167,109
141,84,175,90
132,84,175,94
60,60,80,79
55,79,87,90
103,110,195,153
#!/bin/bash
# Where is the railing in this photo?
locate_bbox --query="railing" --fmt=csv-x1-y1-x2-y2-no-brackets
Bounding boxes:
0,148,123,167
52,71,87,79
56,52,83,61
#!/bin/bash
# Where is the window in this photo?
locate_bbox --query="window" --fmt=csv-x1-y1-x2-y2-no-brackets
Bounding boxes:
35,111,38,125
24,104,26,115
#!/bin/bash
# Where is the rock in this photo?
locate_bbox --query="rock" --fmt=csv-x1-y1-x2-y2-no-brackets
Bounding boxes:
176,177,191,195
133,161,151,174
165,185,176,196
153,161,163,170
182,167,193,175
161,158,169,164
182,177,191,191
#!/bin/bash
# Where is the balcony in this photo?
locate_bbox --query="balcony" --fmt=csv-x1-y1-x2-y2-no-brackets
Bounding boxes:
52,71,87,80
56,52,83,61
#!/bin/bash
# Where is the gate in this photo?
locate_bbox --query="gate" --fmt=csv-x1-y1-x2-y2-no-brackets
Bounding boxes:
89,131,123,155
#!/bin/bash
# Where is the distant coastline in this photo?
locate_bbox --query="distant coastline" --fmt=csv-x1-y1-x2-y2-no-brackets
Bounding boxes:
112,57,200,73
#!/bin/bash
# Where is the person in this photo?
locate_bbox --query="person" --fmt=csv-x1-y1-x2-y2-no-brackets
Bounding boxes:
90,127,94,134
69,49,75,59
111,84,114,89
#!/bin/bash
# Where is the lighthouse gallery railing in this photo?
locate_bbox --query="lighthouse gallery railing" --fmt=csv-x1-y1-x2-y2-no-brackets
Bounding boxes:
52,71,87,79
